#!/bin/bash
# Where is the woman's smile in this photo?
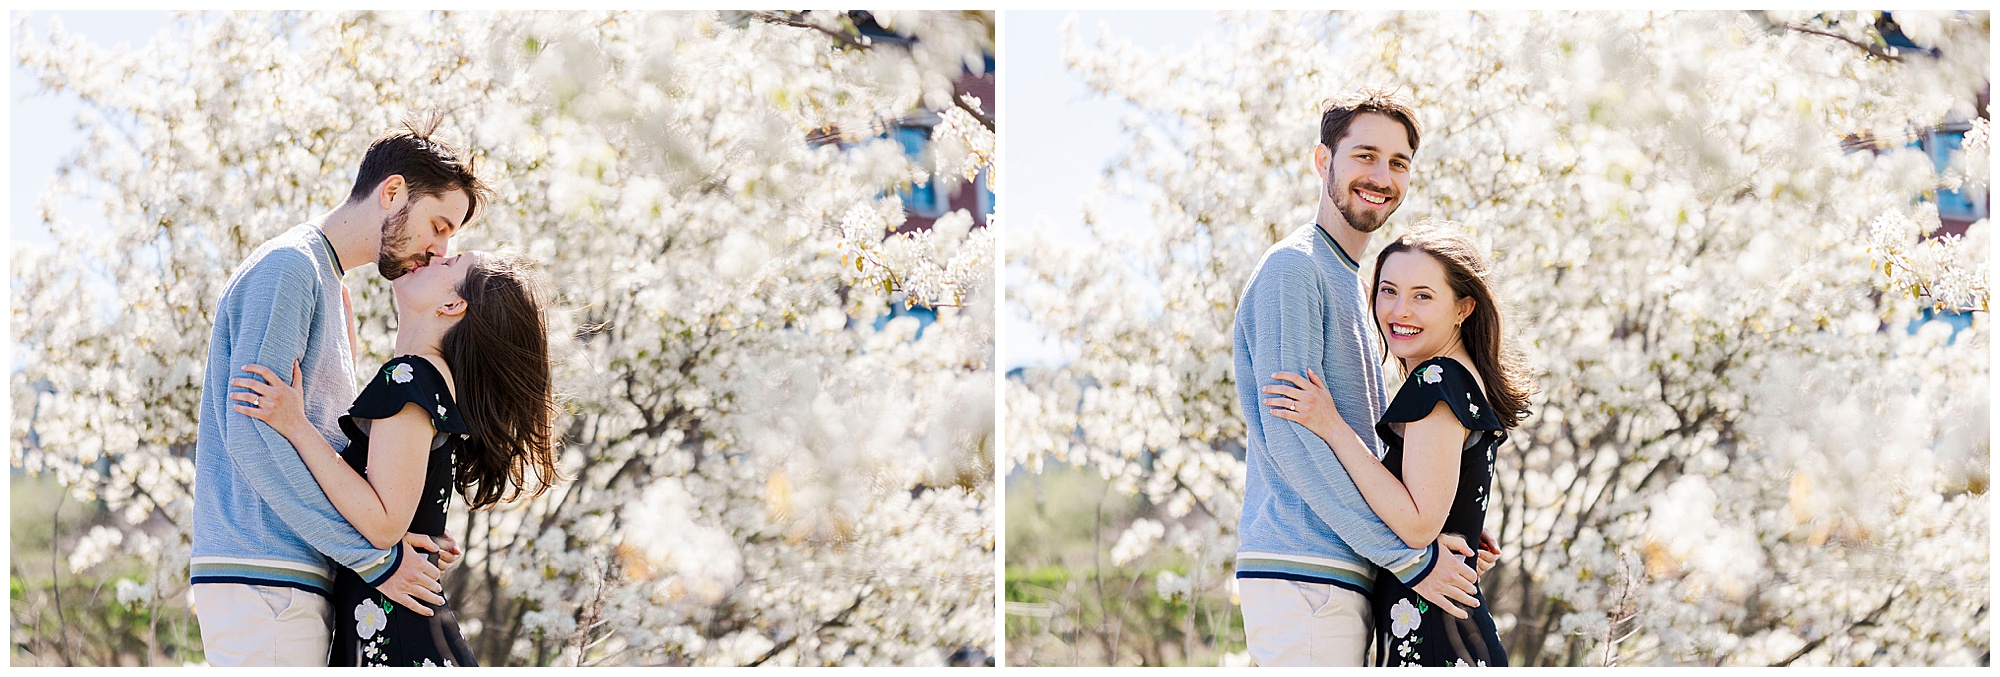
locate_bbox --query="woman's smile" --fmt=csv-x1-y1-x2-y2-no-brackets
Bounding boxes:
1375,250,1470,361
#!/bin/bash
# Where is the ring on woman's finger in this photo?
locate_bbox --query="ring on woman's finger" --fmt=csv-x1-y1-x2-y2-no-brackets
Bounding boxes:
253,396,260,407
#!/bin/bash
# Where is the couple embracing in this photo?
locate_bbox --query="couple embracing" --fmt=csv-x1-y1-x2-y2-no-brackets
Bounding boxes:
1234,90,1533,667
189,115,561,666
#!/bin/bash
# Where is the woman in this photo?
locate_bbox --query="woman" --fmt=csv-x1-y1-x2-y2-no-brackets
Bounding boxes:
1262,220,1533,667
232,249,561,667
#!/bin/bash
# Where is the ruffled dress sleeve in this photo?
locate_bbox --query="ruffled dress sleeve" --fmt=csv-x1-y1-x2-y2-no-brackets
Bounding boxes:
1378,357,1503,435
344,355,470,438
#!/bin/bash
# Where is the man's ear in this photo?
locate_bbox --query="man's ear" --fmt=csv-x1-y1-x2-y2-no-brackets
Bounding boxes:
1312,144,1332,180
439,297,468,319
377,174,407,210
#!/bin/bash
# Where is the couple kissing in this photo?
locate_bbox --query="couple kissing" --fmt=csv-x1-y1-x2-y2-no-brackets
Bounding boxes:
190,114,561,667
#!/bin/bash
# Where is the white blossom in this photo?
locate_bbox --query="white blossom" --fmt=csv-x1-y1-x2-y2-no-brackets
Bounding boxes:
114,578,152,607
1009,10,1988,667
14,10,994,667
1107,518,1163,566
67,525,124,574
1154,570,1190,602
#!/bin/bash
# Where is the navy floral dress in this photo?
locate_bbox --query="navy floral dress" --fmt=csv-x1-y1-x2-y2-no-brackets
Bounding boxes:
328,356,477,667
1370,356,1507,667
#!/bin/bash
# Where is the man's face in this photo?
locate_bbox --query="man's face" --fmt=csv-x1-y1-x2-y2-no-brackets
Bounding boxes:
1321,112,1414,234
376,188,471,281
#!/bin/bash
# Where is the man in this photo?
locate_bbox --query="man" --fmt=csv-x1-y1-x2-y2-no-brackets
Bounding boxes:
190,115,489,666
1232,90,1493,666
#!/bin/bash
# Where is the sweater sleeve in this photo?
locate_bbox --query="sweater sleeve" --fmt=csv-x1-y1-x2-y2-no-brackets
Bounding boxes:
1244,253,1438,585
220,251,403,586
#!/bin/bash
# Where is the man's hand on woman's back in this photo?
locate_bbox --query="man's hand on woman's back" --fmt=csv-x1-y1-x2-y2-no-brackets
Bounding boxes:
1412,539,1481,619
404,532,463,572
376,541,446,616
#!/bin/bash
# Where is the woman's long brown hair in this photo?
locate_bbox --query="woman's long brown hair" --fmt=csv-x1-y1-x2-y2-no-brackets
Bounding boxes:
1370,220,1536,427
441,249,562,509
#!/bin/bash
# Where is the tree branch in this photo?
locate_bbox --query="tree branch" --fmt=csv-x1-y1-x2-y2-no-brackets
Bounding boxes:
1756,12,1906,63
744,591,870,666
753,11,873,52
1771,594,1897,666
952,94,996,132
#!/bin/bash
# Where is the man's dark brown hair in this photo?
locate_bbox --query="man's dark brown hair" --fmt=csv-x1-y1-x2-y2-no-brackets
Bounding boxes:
346,112,490,226
1318,88,1423,155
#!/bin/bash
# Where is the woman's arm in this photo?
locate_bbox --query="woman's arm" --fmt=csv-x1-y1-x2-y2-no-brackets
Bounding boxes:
232,362,431,550
1265,370,1464,548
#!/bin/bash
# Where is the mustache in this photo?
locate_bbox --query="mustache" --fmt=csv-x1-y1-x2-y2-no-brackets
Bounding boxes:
1350,179,1397,196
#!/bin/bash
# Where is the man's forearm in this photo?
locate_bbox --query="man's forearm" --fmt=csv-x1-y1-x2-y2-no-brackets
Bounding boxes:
225,402,400,573
281,418,401,549
1309,417,1436,548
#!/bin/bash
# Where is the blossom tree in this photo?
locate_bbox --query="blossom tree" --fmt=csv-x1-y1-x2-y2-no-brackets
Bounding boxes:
12,10,995,667
1007,10,1987,666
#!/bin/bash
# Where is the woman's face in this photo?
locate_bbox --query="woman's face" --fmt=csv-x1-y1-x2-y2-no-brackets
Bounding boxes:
1374,249,1472,362
392,250,479,319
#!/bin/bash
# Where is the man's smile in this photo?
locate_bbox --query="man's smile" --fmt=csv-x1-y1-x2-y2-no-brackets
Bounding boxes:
1354,185,1394,206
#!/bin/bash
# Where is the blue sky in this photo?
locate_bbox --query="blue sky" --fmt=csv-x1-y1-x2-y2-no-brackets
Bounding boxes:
1000,11,1218,372
10,12,172,372
11,11,173,248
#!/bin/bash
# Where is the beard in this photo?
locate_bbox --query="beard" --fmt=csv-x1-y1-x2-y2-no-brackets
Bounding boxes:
1327,173,1398,234
374,203,423,280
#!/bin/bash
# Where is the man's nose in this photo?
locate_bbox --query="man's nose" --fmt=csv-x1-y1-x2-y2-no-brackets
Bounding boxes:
1369,163,1394,186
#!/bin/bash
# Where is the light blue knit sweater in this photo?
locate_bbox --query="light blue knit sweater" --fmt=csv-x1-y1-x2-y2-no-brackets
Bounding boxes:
1233,222,1438,595
190,224,401,595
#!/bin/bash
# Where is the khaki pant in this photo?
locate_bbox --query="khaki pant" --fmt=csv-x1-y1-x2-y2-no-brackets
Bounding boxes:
1240,578,1372,666
191,583,332,666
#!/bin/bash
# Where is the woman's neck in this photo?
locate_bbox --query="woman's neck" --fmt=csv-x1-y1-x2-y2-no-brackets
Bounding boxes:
1399,345,1473,375
392,312,448,358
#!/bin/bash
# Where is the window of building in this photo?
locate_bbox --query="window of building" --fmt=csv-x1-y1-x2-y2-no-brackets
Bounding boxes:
893,125,949,218
1919,127,1987,223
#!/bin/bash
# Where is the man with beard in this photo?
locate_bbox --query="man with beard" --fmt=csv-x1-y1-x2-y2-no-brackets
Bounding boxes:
1231,90,1492,666
190,114,489,665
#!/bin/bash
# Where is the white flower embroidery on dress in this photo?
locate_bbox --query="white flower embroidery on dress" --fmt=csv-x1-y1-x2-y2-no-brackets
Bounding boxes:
1454,658,1470,667
1396,635,1421,662
1390,597,1422,638
1420,364,1443,384
422,659,437,667
437,405,448,419
389,363,415,384
355,600,388,639
1468,401,1480,418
